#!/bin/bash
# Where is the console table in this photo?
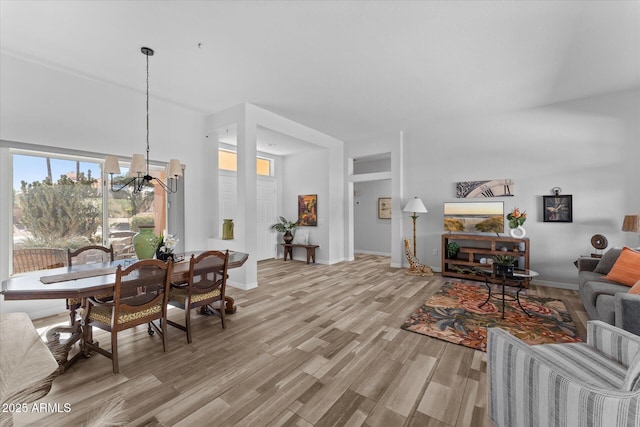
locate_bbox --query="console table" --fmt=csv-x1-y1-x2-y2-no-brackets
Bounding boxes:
281,244,319,264
442,233,531,288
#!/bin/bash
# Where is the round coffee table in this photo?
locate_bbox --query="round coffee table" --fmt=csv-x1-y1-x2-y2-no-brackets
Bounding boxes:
475,267,539,319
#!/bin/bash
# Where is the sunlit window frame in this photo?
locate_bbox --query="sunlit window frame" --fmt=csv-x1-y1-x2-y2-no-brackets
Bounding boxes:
218,148,273,177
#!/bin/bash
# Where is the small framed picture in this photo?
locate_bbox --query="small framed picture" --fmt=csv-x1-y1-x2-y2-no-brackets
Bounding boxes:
378,197,391,219
543,195,573,222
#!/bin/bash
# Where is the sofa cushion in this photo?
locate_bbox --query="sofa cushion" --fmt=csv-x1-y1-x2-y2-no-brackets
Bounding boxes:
596,295,616,324
579,271,626,288
580,278,631,320
594,248,623,274
604,247,640,286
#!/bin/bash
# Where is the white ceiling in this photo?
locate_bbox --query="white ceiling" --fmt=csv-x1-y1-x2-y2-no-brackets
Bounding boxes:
1,1,639,151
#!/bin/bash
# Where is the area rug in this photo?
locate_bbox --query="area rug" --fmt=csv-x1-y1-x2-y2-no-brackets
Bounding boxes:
401,282,582,351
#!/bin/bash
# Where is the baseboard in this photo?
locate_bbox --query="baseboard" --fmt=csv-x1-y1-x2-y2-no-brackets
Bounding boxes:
228,280,258,290
354,250,392,257
531,279,578,291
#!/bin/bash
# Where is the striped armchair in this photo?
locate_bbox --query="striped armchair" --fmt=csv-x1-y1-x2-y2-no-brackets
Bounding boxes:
488,321,640,427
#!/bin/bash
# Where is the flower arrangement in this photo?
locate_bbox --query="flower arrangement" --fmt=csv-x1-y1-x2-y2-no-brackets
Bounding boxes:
506,207,527,229
156,232,178,260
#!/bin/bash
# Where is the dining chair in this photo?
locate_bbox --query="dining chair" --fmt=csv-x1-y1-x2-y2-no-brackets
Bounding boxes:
82,259,173,374
167,250,229,343
66,245,115,326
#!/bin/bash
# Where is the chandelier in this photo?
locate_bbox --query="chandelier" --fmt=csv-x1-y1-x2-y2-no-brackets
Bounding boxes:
104,47,182,194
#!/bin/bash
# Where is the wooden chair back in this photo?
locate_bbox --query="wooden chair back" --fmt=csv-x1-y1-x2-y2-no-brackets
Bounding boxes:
166,250,229,342
82,259,173,374
112,259,173,331
187,250,230,305
68,245,114,266
66,245,115,325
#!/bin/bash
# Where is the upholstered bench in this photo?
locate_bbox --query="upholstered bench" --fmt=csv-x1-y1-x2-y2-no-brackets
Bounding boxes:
281,244,319,264
0,313,59,411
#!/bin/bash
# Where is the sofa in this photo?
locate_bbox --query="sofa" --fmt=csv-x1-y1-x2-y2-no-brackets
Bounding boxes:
578,247,640,335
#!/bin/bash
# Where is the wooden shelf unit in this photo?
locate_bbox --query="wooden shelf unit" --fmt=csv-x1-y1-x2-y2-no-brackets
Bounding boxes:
441,233,531,287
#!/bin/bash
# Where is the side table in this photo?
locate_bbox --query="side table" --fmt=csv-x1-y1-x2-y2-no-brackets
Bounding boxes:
281,244,319,264
475,268,539,319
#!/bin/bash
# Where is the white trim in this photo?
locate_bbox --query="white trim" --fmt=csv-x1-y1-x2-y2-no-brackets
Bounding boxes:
530,279,579,290
228,280,258,291
354,250,391,257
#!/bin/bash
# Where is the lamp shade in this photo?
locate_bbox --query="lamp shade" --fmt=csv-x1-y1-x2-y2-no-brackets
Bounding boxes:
403,197,428,213
622,215,640,233
167,159,183,177
104,156,121,175
128,154,146,176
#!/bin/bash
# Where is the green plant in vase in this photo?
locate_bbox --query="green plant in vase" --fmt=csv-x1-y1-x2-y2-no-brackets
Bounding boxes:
271,216,299,244
493,255,516,276
446,242,460,259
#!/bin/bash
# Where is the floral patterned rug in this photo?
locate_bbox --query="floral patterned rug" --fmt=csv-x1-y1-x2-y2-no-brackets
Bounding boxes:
401,282,582,351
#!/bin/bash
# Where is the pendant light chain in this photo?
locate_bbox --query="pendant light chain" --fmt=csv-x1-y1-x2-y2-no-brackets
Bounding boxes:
145,50,150,176
106,46,180,194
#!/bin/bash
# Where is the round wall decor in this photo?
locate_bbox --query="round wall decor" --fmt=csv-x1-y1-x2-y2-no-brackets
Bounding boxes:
591,234,608,250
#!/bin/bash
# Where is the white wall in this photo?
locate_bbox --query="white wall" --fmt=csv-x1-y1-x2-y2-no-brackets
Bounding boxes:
354,180,392,255
404,89,640,287
281,150,330,262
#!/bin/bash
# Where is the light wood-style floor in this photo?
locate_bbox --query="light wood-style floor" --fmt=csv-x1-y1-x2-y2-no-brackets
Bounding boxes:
17,254,587,426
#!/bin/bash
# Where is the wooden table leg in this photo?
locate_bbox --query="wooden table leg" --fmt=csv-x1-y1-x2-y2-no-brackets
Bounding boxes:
224,296,237,314
305,247,317,264
46,321,84,373
200,296,237,315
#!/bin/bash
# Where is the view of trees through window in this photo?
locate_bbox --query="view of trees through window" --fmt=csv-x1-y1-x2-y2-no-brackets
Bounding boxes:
12,152,167,272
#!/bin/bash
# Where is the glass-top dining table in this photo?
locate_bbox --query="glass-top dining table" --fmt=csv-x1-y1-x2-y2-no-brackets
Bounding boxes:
1,250,248,372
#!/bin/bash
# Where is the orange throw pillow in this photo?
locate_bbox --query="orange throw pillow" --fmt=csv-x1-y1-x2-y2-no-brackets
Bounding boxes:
629,280,640,294
605,247,640,286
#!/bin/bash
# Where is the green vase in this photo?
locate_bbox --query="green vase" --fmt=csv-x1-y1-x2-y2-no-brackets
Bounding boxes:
222,219,234,240
133,225,157,259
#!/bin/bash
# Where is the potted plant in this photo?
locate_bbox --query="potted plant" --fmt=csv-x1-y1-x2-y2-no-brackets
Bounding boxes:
446,242,460,259
493,255,516,276
271,216,299,244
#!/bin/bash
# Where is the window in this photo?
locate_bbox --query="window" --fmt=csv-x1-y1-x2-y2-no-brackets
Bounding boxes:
105,162,168,259
256,158,271,176
11,150,170,273
218,149,272,176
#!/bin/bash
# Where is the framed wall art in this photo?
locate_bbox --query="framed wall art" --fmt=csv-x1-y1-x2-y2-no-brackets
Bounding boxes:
456,179,514,198
298,194,317,226
378,197,391,219
543,195,573,222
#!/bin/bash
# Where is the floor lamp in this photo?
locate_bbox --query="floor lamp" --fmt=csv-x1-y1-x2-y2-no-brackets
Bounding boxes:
403,197,428,258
